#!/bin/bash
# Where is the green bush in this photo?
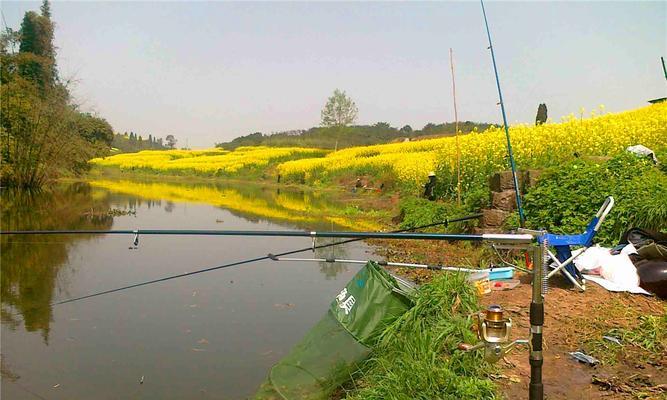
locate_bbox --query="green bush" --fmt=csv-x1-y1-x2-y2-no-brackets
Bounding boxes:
434,158,493,209
522,152,667,245
398,197,477,232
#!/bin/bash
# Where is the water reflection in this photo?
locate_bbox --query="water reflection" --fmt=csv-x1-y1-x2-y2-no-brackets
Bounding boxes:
0,184,113,342
88,178,382,231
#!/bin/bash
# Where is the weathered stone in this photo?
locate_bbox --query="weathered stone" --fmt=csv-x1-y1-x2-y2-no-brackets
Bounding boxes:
490,171,520,192
523,169,543,189
480,208,509,228
491,190,517,212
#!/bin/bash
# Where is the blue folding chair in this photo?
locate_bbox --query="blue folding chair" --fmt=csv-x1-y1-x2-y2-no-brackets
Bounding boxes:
538,196,615,291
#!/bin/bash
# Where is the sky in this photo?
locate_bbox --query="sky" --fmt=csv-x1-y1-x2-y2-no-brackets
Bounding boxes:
2,1,666,148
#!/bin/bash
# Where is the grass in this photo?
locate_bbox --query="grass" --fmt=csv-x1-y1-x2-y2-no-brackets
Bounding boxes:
581,304,666,366
341,273,497,400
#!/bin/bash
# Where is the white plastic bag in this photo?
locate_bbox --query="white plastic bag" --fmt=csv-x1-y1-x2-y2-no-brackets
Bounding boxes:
574,246,609,272
599,253,640,288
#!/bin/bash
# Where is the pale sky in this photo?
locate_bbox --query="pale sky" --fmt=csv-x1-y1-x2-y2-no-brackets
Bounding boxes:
3,1,666,148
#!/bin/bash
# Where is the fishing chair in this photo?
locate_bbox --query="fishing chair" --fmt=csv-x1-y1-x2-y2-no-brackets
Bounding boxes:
538,196,615,291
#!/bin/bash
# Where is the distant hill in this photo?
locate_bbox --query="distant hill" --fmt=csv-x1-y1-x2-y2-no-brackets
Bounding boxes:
216,121,494,150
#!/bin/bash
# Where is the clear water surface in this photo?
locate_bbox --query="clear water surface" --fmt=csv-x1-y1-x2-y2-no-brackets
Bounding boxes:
1,179,376,399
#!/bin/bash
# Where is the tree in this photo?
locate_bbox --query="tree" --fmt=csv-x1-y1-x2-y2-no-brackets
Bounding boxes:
400,125,413,134
72,113,114,146
40,0,52,19
165,134,177,149
535,103,548,126
320,89,358,127
1,78,96,186
18,3,56,91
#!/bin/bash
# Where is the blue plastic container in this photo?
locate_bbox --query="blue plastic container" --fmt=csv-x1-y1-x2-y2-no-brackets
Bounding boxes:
487,267,514,281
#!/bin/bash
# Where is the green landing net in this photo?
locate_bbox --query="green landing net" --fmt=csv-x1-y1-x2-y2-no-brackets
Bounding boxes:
255,261,414,400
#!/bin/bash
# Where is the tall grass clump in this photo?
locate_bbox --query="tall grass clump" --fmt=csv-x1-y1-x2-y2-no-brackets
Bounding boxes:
343,273,496,400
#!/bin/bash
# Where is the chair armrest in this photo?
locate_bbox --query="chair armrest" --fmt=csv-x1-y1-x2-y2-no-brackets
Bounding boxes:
594,196,614,231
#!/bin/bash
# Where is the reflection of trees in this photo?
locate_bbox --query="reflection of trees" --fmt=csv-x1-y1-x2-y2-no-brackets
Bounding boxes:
1,183,113,343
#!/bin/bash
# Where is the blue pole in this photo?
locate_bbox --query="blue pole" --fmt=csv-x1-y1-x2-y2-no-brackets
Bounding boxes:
480,0,526,227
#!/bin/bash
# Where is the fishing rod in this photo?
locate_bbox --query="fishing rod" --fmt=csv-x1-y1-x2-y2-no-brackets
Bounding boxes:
480,0,526,227
2,214,482,238
4,229,528,242
480,6,543,397
16,213,481,306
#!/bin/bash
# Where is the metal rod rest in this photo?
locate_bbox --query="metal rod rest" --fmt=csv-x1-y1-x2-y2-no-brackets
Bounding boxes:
269,256,495,273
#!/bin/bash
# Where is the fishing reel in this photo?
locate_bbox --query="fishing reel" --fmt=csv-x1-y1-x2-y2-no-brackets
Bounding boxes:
458,305,528,363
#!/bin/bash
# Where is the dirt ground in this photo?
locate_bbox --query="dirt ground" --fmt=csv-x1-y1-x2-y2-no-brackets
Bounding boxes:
374,239,667,400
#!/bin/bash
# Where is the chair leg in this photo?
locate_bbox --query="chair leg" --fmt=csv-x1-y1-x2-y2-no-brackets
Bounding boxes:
546,249,586,291
546,248,586,279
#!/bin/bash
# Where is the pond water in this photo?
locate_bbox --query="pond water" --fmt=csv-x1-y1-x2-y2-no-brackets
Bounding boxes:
1,179,376,399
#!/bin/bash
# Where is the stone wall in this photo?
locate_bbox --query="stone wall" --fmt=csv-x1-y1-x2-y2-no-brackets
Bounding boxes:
477,170,541,233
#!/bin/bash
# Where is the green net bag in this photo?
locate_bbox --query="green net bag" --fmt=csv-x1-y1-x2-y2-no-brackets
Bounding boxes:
255,261,413,400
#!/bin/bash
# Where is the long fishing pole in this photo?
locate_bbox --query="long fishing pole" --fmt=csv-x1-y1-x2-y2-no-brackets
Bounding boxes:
449,47,462,206
40,214,484,306
4,229,525,242
480,4,543,399
480,0,526,227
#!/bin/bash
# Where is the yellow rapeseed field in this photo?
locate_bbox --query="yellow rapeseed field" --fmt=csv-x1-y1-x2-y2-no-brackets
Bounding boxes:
277,103,667,190
90,104,666,192
90,146,328,176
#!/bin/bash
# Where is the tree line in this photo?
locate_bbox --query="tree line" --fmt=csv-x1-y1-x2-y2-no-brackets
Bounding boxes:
111,132,177,153
0,1,115,188
217,89,494,150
